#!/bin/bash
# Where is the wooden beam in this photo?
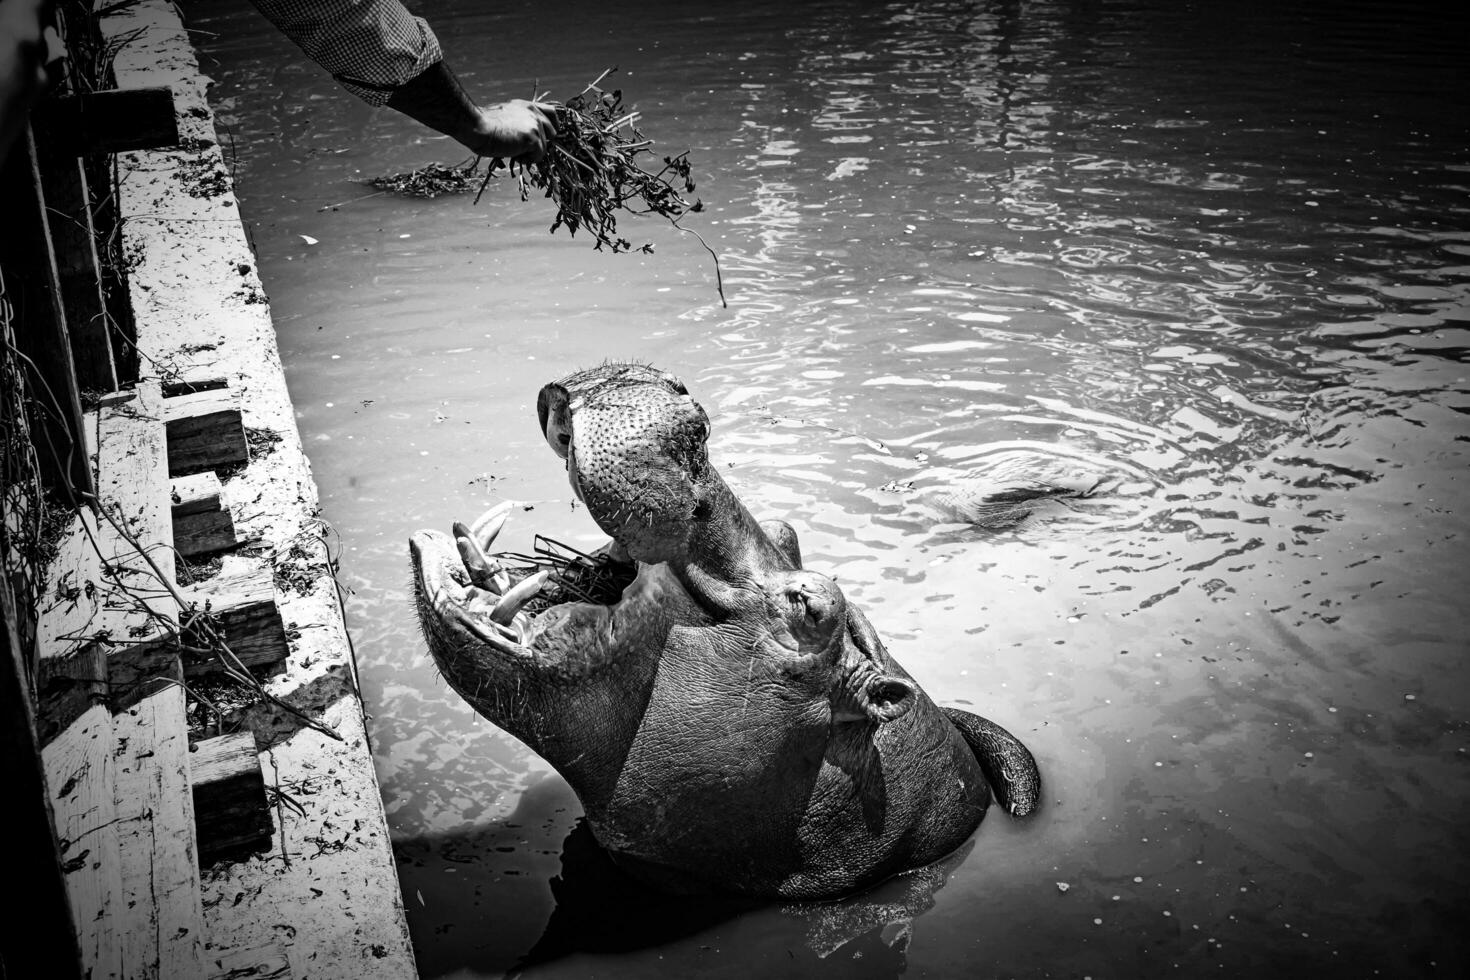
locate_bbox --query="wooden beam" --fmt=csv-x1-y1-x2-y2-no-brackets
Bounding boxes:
0,128,93,496
33,98,117,391
179,570,288,677
164,386,248,477
175,508,240,558
171,472,224,516
171,472,239,557
162,377,229,399
32,87,179,156
36,642,108,747
107,635,183,713
93,380,205,979
1,578,84,979
190,732,272,864
43,700,121,978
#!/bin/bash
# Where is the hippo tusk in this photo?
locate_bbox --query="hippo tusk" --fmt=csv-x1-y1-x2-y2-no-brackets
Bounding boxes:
470,501,516,550
490,570,550,625
454,528,502,592
449,606,528,655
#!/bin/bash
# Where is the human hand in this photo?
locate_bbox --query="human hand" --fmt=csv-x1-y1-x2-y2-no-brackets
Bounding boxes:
460,99,558,163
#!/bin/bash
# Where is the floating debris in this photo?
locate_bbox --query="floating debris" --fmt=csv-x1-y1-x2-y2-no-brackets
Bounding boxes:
368,162,485,198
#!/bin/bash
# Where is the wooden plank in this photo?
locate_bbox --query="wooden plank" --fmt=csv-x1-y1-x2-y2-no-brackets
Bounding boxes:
112,684,204,978
44,702,122,980
107,635,183,713
179,571,288,677
1,579,85,979
171,472,224,516
92,383,174,633
175,508,240,558
32,87,180,155
162,376,229,399
171,471,239,556
191,732,272,863
0,128,93,496
34,125,117,391
207,942,291,980
164,387,248,476
36,641,109,747
93,379,205,979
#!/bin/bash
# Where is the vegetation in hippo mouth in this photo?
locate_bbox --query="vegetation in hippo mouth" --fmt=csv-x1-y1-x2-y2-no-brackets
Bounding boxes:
492,534,637,614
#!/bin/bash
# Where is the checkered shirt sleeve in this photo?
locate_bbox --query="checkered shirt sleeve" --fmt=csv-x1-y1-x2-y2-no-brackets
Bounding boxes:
249,0,443,106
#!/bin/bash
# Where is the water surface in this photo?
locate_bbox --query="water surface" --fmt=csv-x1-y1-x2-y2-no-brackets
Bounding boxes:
194,0,1469,976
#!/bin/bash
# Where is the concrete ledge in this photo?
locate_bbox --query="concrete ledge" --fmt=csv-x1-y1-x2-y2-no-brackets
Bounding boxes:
100,1,416,976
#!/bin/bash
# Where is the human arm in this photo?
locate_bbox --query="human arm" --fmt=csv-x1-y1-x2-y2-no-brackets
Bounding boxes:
247,0,554,160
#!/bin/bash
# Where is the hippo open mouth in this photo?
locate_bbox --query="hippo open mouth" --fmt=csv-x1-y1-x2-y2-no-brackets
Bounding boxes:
409,362,1040,899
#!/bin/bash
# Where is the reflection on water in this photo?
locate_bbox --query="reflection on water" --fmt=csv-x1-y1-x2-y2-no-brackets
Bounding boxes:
195,0,1468,975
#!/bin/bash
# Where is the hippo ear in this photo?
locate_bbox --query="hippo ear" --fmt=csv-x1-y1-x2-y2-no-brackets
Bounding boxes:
537,383,573,459
862,675,916,724
833,666,916,725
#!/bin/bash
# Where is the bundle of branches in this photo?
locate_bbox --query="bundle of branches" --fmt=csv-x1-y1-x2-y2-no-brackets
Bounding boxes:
483,70,725,305
368,70,725,304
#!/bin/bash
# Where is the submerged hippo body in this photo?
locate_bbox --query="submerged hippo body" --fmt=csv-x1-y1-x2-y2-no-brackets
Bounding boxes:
410,363,1039,899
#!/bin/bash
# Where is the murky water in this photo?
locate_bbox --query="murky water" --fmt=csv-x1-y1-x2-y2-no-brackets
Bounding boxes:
194,0,1469,975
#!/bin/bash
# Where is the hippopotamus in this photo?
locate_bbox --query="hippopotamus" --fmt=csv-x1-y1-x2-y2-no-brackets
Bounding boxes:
409,362,1040,899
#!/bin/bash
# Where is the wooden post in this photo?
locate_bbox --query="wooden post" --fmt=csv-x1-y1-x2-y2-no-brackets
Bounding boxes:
29,26,120,394
179,570,290,677
190,731,273,863
0,128,93,497
33,133,117,392
164,386,249,476
0,582,84,980
171,472,240,557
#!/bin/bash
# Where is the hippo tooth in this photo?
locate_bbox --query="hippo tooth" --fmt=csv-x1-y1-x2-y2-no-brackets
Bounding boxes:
455,534,500,591
489,570,550,625
451,606,525,655
470,501,516,547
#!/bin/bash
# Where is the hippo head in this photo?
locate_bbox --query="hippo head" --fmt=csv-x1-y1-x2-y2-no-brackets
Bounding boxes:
411,363,1038,898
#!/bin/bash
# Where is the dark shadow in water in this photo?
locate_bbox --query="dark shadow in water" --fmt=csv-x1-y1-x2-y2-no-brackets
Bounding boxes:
398,774,970,979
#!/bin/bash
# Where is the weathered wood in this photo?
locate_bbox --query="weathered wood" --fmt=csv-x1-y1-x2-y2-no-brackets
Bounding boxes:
162,376,229,398
33,507,105,668
179,571,289,677
190,731,272,863
34,121,117,391
171,472,239,556
0,128,93,496
175,508,240,558
36,642,109,747
1,578,85,979
107,635,183,713
171,472,224,516
207,943,291,980
113,684,205,978
43,701,122,980
32,86,180,155
93,379,205,979
164,386,248,476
